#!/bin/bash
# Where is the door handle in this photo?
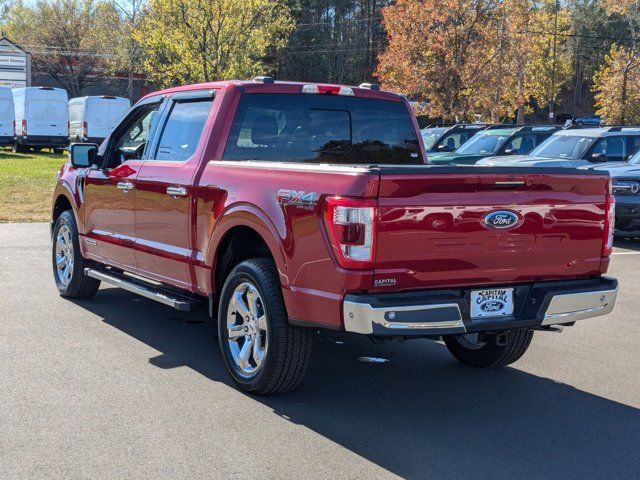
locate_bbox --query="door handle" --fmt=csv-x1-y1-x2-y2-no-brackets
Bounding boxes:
117,181,134,192
166,186,188,197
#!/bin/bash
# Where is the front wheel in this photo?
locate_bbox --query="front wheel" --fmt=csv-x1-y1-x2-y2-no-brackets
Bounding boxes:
52,210,100,298
218,258,312,395
443,329,533,368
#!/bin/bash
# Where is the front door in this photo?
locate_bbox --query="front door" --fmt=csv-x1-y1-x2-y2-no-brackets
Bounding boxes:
82,100,163,271
133,92,215,290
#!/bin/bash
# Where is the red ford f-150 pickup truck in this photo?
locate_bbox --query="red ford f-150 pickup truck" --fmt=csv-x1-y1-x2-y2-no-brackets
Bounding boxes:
51,77,618,394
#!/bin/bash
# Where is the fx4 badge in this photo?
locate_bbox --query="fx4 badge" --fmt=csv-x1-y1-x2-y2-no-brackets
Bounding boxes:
276,189,317,210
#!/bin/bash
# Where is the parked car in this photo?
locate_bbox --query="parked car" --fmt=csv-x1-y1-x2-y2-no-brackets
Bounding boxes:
12,86,68,153
421,123,487,153
52,78,618,394
573,114,601,126
69,95,130,145
0,87,14,147
428,126,561,165
477,127,640,167
582,150,640,236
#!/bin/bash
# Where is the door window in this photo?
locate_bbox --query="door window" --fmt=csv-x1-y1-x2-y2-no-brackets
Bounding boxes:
103,103,161,169
627,136,640,157
591,137,626,162
153,99,213,162
502,134,536,154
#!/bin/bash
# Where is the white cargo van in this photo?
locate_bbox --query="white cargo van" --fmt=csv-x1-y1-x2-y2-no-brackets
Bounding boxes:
0,88,14,147
69,96,130,144
12,87,69,153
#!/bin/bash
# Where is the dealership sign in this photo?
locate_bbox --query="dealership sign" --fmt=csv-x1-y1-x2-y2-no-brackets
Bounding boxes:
0,37,30,88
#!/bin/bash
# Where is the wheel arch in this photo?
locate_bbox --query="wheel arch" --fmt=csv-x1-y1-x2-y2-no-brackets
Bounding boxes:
206,205,289,302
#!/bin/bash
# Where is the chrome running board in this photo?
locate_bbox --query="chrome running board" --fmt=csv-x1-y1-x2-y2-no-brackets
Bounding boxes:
84,268,202,312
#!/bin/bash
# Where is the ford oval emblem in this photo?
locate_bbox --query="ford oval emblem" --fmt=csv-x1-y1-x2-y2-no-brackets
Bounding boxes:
484,210,520,230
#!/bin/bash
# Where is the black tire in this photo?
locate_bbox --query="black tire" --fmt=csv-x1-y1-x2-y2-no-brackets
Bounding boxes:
52,210,101,298
218,258,312,395
12,142,25,154
443,329,534,368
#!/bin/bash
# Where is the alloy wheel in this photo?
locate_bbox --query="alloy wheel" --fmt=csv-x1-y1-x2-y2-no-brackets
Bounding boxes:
55,224,74,286
226,282,268,376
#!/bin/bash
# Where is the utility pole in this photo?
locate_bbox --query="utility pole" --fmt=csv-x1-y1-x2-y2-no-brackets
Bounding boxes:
549,0,559,122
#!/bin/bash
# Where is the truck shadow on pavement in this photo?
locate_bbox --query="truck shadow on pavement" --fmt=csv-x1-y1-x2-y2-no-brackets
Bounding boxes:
76,287,640,480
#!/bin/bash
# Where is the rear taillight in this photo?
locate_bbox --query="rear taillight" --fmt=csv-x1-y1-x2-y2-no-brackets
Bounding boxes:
324,197,377,269
21,118,26,136
83,121,88,138
602,193,615,257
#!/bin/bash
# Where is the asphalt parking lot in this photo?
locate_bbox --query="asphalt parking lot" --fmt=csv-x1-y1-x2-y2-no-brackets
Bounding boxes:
1,223,639,479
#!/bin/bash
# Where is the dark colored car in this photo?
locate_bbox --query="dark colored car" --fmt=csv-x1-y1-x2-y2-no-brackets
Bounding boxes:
428,126,561,165
421,124,488,153
587,149,640,236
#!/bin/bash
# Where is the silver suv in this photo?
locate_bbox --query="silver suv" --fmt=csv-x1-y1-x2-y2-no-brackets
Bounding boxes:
476,127,640,168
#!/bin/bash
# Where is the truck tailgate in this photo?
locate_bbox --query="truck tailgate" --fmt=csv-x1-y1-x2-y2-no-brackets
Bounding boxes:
374,168,609,291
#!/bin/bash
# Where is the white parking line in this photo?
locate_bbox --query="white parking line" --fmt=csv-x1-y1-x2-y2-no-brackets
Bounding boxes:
612,251,640,255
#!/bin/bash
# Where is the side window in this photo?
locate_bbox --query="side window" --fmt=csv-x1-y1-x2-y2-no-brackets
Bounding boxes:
628,136,640,157
104,103,161,168
441,132,467,151
503,134,536,154
153,99,213,162
592,137,625,162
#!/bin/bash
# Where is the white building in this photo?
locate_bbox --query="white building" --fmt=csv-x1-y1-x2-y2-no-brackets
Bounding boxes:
0,36,31,88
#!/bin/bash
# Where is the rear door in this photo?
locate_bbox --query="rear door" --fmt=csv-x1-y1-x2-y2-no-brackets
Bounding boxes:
0,91,13,137
85,98,111,139
46,89,68,138
133,91,214,290
374,168,608,291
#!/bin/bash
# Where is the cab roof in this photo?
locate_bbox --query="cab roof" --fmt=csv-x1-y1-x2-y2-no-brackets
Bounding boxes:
143,79,404,103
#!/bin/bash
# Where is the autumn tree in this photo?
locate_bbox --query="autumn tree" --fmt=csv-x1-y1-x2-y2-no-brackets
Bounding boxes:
376,0,503,122
4,0,120,97
593,0,640,124
134,0,294,87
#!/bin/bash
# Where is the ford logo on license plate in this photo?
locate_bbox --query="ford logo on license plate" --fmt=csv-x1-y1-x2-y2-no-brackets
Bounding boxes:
471,288,514,318
484,210,520,230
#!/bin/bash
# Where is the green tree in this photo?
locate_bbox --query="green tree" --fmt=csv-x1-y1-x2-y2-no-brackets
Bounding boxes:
135,0,294,87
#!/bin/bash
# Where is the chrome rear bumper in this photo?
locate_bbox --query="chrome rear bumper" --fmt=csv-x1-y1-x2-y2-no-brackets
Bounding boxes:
343,277,618,336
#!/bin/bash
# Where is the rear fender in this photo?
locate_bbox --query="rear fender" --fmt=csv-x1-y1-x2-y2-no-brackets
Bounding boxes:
203,203,288,294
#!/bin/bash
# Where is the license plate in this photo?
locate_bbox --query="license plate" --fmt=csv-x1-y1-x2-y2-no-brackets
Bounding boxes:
471,288,514,319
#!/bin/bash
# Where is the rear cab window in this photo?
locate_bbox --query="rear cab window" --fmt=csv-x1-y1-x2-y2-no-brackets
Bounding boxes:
223,94,422,164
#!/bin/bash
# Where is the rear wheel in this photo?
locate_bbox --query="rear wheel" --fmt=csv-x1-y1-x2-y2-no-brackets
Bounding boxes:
12,142,25,154
218,258,312,395
443,329,534,368
52,210,100,298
